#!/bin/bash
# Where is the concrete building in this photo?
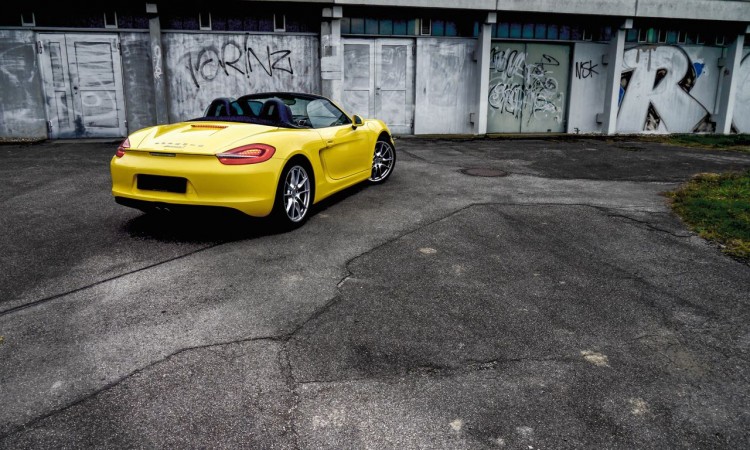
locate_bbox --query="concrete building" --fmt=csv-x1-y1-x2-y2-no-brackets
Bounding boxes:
0,0,748,139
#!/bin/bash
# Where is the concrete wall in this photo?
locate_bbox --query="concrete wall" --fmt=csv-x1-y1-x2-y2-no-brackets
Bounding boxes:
733,48,750,132
332,0,750,22
161,33,320,122
0,30,47,140
617,45,723,133
119,33,157,133
497,0,637,17
635,0,750,22
567,42,608,133
414,38,477,135
333,0,496,9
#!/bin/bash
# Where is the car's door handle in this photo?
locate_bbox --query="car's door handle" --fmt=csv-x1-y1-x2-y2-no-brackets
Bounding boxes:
326,139,334,148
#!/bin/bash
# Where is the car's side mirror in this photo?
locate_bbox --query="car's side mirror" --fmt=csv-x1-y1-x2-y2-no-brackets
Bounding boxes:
352,114,364,129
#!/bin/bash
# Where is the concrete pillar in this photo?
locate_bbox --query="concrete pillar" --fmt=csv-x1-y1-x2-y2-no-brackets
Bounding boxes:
147,3,169,124
714,33,746,134
474,12,496,135
600,23,628,135
320,6,343,103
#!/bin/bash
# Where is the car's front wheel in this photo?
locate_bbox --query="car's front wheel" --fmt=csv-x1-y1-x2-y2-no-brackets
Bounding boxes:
369,137,395,184
272,161,313,229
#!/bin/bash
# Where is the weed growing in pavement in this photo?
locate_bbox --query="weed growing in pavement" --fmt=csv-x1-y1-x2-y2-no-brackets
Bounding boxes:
669,171,750,262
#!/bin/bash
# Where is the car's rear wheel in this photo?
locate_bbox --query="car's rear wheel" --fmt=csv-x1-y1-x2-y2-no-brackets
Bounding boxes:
369,137,395,184
272,161,313,229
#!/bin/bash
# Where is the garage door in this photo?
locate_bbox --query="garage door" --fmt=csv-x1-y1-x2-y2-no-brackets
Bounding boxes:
487,42,570,133
37,33,127,138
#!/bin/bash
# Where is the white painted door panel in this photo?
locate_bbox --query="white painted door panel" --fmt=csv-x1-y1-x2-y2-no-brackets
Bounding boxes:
343,38,414,135
343,42,374,119
375,41,414,134
38,33,126,138
38,35,75,138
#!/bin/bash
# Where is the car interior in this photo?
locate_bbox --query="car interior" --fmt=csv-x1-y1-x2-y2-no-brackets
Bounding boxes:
195,94,351,129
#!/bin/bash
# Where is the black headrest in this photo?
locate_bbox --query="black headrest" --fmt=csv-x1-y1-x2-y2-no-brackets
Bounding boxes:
205,98,234,117
259,98,294,125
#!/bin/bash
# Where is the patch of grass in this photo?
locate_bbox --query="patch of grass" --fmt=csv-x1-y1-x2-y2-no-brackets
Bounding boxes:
669,171,750,262
656,134,750,152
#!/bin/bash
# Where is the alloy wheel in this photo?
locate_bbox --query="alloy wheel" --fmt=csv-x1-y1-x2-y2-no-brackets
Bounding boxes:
283,165,311,222
369,141,394,182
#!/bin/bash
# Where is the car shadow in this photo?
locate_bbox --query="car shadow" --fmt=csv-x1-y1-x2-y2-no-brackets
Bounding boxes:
310,182,368,215
119,182,371,244
120,208,274,244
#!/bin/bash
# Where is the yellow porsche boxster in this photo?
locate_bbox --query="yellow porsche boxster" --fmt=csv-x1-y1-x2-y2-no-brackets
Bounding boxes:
111,92,395,228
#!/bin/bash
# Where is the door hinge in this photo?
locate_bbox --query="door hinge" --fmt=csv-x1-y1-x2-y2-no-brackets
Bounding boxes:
47,120,52,132
116,41,121,53
37,40,43,54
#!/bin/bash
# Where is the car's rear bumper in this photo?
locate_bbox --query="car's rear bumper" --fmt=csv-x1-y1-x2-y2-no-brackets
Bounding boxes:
110,151,283,217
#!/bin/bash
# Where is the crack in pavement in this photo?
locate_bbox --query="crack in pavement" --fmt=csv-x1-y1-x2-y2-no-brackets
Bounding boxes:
0,201,479,439
0,335,285,440
604,213,693,238
279,343,301,450
0,196,663,320
0,200,712,441
0,242,227,317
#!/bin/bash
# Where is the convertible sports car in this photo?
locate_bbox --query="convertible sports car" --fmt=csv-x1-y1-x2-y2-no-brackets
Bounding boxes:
111,92,395,227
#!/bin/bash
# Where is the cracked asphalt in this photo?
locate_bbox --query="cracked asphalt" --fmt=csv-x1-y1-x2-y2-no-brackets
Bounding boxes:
1,137,750,448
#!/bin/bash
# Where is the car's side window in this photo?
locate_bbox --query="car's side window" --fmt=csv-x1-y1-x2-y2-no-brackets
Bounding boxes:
306,99,351,129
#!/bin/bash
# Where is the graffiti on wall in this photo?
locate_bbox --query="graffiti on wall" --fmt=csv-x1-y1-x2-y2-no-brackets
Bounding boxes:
732,52,750,133
575,60,599,79
486,43,570,133
152,44,163,80
488,47,562,121
163,34,319,122
618,46,714,133
566,42,609,133
181,36,293,90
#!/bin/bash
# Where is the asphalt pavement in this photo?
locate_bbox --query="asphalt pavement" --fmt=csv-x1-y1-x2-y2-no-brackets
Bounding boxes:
1,137,749,448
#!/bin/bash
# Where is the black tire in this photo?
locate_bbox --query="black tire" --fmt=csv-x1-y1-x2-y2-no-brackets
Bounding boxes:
271,159,314,229
369,136,396,184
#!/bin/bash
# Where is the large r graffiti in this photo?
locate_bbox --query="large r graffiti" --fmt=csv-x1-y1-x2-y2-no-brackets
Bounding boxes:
732,52,750,133
618,46,711,132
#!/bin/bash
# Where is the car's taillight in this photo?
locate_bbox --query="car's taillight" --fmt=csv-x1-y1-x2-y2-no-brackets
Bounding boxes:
217,144,276,165
116,138,130,158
